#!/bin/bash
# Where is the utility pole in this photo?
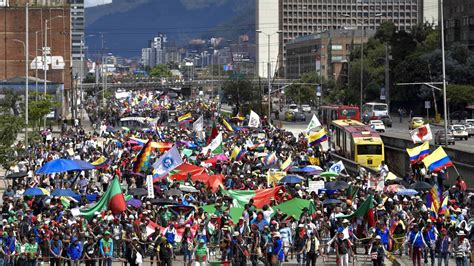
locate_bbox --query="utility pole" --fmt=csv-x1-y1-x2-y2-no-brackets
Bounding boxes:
385,43,390,112
440,0,448,147
25,3,29,148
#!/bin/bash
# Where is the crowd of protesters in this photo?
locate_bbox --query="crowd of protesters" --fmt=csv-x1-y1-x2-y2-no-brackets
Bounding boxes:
1,90,472,266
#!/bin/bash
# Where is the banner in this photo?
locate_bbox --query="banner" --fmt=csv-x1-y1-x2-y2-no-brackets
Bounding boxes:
146,175,154,198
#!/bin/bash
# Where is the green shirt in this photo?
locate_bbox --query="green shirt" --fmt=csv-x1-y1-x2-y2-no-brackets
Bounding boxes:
25,243,38,257
195,245,207,262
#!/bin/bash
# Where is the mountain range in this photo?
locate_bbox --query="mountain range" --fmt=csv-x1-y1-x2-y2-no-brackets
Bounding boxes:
85,0,255,58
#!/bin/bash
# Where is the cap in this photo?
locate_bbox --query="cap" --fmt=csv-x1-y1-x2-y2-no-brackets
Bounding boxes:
104,231,111,235
272,232,280,238
375,235,381,240
342,219,350,224
132,237,139,241
185,224,191,228
426,219,432,223
233,232,240,237
457,231,466,236
298,224,304,228
199,239,205,243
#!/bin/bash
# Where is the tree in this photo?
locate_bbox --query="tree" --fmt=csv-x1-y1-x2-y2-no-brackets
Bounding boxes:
28,93,60,130
222,76,260,114
0,89,21,116
0,108,24,170
149,64,172,78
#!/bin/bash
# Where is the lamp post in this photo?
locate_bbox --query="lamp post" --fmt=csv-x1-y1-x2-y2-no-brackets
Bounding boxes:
256,30,282,121
35,30,42,99
13,38,28,148
342,13,382,110
440,0,448,147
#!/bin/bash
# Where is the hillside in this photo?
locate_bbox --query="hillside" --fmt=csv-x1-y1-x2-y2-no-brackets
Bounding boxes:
85,0,255,57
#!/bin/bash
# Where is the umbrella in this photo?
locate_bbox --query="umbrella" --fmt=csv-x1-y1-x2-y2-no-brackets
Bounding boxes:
124,171,146,177
23,187,49,196
165,189,183,196
325,180,349,190
397,189,419,196
410,181,432,191
322,199,343,205
128,188,148,197
36,159,95,174
385,184,405,193
319,171,339,178
150,198,179,206
121,127,130,132
279,175,305,184
127,199,142,208
51,189,78,197
5,172,28,179
179,185,199,193
300,165,323,173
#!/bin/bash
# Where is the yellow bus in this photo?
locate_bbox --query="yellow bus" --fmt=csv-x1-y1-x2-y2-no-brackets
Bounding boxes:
330,120,385,170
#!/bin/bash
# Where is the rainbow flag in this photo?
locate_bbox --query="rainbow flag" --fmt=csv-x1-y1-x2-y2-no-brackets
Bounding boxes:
91,156,110,169
262,152,277,166
307,128,328,146
406,142,430,164
280,155,293,172
132,139,153,173
178,113,193,124
230,147,246,161
422,146,453,172
222,119,234,132
426,184,441,213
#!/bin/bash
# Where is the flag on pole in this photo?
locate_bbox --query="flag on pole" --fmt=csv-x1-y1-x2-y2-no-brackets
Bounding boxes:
410,124,433,143
132,139,153,173
202,132,223,155
306,114,322,132
329,160,345,174
192,115,203,132
426,184,441,213
438,195,450,217
91,156,110,169
222,119,234,132
280,155,293,172
178,113,193,124
307,128,328,146
79,177,126,219
220,186,282,208
230,146,246,161
152,146,183,180
207,121,218,144
248,110,261,128
261,152,277,166
422,146,453,172
406,142,430,164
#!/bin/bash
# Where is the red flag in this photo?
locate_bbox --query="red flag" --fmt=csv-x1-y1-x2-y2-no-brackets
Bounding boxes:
207,121,218,144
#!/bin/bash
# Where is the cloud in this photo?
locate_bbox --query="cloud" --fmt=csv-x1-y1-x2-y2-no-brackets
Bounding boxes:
85,0,112,8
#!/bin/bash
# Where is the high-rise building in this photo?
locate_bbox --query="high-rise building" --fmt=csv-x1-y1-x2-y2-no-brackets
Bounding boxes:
256,0,279,78
256,0,423,78
444,0,474,50
422,0,439,25
70,0,85,79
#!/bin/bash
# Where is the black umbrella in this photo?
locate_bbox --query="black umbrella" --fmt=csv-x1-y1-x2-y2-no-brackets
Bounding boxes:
5,172,28,179
150,198,179,206
128,188,148,196
322,199,343,205
410,181,432,191
165,189,183,196
325,180,349,190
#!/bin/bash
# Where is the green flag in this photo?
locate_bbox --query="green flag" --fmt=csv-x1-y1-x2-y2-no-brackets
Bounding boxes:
200,204,244,223
80,178,126,220
337,194,374,219
274,198,311,218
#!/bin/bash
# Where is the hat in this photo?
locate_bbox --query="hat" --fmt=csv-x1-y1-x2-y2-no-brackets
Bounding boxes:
298,224,304,228
342,219,350,224
185,224,191,228
375,235,381,240
199,239,205,243
457,231,466,236
132,237,139,241
104,231,111,235
426,219,432,223
233,232,240,237
402,198,408,202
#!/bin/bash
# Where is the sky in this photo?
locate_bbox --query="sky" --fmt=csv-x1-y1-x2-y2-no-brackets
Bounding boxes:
85,0,112,8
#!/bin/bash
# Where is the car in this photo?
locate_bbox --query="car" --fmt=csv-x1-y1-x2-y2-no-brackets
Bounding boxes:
379,115,392,128
288,104,299,113
434,130,455,145
409,117,425,130
293,112,306,122
369,120,386,132
464,119,474,136
301,104,311,113
449,125,469,140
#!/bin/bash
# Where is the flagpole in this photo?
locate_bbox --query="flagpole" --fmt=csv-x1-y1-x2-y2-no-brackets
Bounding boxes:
452,164,460,176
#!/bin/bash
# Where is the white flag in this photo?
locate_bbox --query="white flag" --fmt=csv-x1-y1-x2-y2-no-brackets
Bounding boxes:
193,115,204,132
410,124,433,143
152,146,183,177
248,110,261,128
329,160,345,174
306,114,322,132
201,132,223,154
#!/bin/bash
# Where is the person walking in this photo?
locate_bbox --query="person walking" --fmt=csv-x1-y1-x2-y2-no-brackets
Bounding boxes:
305,232,319,266
271,232,284,266
369,235,385,266
334,230,352,266
408,224,428,266
436,228,450,266
193,239,209,266
451,231,470,266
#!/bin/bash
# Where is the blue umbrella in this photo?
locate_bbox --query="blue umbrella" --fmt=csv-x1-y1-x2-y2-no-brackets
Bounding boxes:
279,175,305,184
300,165,323,173
397,189,418,196
36,159,95,174
127,199,142,208
51,189,78,198
23,187,49,196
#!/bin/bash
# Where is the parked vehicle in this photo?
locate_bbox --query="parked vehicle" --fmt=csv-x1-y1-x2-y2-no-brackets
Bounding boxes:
293,112,306,121
379,115,392,128
301,104,311,113
449,125,469,140
409,117,424,130
288,104,299,113
465,119,474,136
369,120,386,132
434,130,455,145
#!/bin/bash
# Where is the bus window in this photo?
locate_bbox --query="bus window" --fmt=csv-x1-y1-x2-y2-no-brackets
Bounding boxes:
357,144,382,155
345,133,351,157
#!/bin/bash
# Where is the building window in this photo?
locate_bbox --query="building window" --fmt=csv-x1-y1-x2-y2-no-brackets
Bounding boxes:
331,44,343,50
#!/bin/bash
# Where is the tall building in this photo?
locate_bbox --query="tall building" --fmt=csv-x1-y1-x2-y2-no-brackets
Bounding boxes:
256,0,423,78
422,0,439,25
444,0,474,50
70,0,85,79
256,0,279,78
141,34,168,68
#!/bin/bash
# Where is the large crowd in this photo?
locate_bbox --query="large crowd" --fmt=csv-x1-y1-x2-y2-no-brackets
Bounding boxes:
1,90,473,266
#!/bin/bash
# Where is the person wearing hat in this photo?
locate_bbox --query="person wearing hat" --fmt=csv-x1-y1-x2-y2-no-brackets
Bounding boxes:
305,231,321,266
422,219,438,265
271,232,284,266
369,235,385,266
99,231,114,266
435,228,450,266
450,230,470,266
193,239,209,266
230,231,248,266
334,228,352,266
157,237,173,266
407,224,428,266
163,223,177,247
67,236,83,266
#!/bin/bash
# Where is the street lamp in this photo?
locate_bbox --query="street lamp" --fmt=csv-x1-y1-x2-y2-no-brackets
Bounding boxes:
342,13,382,110
256,29,282,121
13,38,28,149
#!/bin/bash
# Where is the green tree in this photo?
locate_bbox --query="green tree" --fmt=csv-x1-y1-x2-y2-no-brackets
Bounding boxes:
28,93,60,130
0,89,22,116
149,64,172,78
0,109,24,169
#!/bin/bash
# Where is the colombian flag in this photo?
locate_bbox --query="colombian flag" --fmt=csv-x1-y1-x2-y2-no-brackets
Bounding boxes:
307,128,328,146
178,113,193,124
438,195,450,217
280,155,293,172
222,119,234,132
230,147,246,161
406,142,430,164
91,156,110,169
422,146,453,172
132,139,153,173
